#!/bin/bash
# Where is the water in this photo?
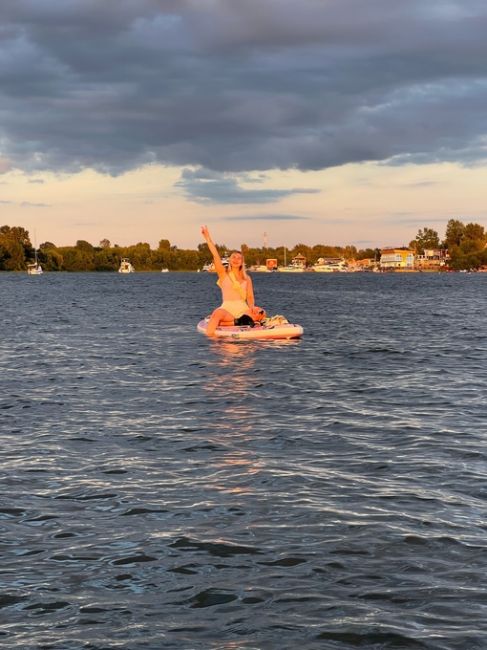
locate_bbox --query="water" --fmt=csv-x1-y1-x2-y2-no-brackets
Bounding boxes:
1,271,487,649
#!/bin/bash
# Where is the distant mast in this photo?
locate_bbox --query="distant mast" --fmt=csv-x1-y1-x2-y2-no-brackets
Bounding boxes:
27,230,43,275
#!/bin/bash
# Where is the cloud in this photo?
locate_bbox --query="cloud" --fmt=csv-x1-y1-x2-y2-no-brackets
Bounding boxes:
176,168,319,203
400,180,441,188
384,213,451,226
224,213,310,221
0,199,49,207
0,158,13,174
0,1,487,175
354,240,380,246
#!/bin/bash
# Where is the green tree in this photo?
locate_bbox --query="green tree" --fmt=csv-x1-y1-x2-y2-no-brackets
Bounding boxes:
40,241,56,250
94,249,118,271
158,239,171,251
444,219,465,249
59,247,95,271
39,247,64,271
0,225,31,270
446,220,486,269
76,240,94,252
463,222,486,243
413,227,440,255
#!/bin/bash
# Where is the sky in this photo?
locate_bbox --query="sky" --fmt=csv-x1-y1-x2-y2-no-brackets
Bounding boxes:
1,0,487,250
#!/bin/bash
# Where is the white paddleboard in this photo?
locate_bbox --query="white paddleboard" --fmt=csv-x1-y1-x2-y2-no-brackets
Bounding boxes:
197,318,303,340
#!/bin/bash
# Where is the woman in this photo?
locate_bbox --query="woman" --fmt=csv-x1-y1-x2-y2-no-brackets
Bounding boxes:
201,225,263,336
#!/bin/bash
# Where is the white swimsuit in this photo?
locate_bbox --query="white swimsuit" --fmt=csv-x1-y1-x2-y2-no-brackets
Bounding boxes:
218,274,249,318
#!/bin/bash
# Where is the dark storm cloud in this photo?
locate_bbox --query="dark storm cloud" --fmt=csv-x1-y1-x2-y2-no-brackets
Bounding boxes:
1,0,487,181
177,168,319,203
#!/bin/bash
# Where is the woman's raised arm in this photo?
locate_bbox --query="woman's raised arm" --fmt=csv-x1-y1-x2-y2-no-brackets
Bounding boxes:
201,225,226,278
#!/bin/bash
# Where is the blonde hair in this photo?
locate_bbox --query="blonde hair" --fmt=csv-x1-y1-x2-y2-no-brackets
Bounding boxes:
228,250,247,279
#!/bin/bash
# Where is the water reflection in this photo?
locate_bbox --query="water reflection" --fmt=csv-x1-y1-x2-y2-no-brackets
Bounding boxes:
206,341,258,398
207,339,300,397
201,343,264,495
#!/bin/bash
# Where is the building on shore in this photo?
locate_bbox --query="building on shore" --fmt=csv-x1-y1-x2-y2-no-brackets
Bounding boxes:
380,248,415,270
349,258,378,272
279,252,307,272
414,248,449,270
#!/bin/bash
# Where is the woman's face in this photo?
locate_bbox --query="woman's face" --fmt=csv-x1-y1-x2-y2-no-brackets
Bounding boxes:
229,252,243,267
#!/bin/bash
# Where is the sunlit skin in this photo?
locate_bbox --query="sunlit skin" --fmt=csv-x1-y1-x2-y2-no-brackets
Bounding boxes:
201,225,264,336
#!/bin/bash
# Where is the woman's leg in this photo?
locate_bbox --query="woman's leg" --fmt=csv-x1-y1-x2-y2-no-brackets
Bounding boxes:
206,308,234,336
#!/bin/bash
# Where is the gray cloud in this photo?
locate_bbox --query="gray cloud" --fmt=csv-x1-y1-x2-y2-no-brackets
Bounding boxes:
400,180,441,188
176,167,319,203
0,1,486,175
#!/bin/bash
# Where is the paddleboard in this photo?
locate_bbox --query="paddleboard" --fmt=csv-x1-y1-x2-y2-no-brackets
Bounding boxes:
197,318,303,340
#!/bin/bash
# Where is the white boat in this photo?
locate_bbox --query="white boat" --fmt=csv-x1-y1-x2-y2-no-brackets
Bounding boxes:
202,255,229,272
278,265,305,272
278,247,306,272
27,249,43,275
161,267,169,273
118,258,135,273
312,257,348,272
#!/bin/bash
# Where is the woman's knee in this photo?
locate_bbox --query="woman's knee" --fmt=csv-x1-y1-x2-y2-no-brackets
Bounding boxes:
213,308,231,321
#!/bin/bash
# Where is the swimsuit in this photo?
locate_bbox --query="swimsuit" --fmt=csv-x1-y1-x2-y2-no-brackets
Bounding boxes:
217,273,249,318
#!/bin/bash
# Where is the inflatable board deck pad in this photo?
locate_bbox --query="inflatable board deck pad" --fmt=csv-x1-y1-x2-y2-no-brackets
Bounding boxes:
197,318,303,340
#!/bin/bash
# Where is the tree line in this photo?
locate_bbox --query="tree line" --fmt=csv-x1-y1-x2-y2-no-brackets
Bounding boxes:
408,219,487,270
1,218,486,271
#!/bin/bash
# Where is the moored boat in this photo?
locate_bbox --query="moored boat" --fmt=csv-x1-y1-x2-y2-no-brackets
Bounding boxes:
27,261,43,275
27,249,43,275
312,257,348,272
118,258,135,273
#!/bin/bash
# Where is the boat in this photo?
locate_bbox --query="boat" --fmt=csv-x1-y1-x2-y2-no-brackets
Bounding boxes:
312,257,348,272
118,258,135,273
197,317,303,340
279,264,305,272
161,267,169,273
27,249,43,275
202,255,229,272
278,248,306,272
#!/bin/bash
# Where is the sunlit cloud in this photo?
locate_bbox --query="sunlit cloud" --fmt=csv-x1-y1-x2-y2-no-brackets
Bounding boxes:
224,213,310,221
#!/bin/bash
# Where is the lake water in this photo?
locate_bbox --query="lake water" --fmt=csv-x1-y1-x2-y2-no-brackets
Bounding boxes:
1,271,487,649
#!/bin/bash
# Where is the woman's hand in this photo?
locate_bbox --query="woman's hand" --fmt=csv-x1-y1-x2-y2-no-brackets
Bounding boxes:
201,225,211,241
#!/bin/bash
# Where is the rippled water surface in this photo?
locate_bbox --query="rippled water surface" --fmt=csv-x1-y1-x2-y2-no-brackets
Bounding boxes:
2,271,487,649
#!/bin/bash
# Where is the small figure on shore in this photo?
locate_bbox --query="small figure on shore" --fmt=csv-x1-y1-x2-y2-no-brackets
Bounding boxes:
201,225,265,336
